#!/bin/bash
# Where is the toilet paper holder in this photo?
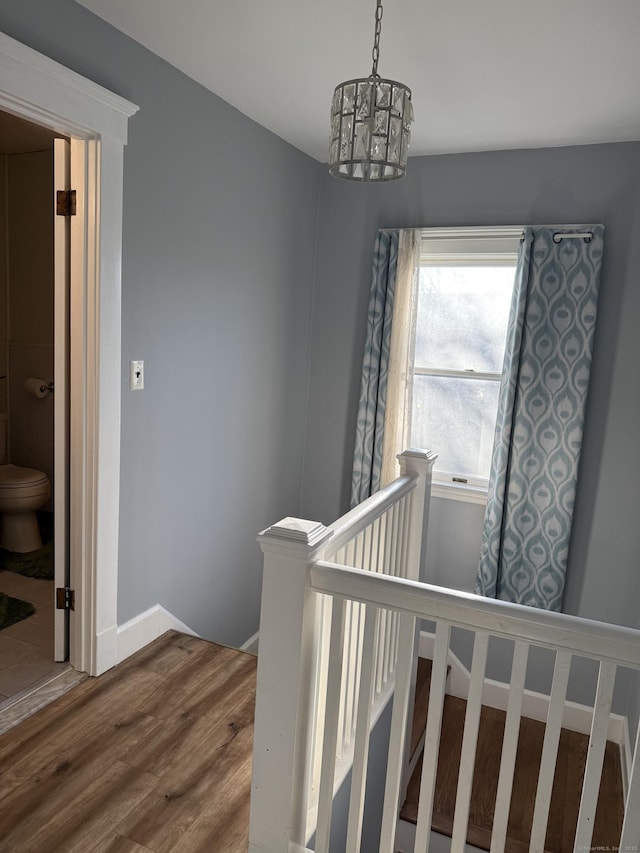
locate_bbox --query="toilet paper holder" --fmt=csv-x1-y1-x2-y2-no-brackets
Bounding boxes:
24,377,54,398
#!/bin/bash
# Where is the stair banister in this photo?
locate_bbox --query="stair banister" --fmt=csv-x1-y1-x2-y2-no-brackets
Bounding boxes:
249,450,436,852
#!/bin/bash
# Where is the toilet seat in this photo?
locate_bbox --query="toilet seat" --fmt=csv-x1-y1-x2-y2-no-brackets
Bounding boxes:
0,464,49,488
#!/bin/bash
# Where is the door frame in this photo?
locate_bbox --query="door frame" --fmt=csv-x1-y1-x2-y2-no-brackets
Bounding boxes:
0,30,138,675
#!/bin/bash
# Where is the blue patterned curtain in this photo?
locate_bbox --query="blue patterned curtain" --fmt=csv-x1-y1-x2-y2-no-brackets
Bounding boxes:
351,231,400,507
476,225,604,611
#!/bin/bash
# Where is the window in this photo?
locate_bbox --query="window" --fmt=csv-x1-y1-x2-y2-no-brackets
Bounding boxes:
407,229,520,502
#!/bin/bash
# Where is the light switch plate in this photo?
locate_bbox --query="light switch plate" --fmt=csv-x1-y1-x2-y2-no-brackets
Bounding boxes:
129,360,144,390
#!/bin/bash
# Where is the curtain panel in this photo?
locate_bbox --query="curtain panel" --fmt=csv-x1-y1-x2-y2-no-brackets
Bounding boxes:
476,225,605,611
350,229,420,507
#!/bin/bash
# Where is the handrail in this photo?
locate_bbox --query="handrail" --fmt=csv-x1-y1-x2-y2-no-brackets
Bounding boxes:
323,474,415,559
311,561,640,669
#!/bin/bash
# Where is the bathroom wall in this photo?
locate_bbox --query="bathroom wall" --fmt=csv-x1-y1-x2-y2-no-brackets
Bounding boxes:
5,150,54,503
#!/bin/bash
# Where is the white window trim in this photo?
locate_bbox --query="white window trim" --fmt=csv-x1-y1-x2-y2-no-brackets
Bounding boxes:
416,226,522,505
431,480,488,505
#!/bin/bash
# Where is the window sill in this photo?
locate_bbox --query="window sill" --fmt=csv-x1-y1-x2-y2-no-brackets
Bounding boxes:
431,481,488,505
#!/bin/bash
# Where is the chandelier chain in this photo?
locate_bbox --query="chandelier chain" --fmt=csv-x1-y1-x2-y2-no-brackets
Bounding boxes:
371,0,383,77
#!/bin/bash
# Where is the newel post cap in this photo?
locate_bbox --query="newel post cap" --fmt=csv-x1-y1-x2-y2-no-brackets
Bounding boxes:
398,448,438,476
258,517,333,555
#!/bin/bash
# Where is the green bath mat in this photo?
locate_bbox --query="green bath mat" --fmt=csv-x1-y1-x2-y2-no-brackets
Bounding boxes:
0,592,35,631
0,512,54,580
0,542,54,580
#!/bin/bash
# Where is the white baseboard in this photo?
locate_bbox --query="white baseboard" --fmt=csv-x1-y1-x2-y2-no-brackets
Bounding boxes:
240,630,260,654
418,630,627,746
94,625,118,676
116,604,199,665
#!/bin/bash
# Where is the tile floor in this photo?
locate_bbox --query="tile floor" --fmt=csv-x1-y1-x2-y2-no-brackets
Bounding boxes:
0,570,67,701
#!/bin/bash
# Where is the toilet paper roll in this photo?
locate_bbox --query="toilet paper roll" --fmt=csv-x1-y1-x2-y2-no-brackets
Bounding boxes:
24,377,49,399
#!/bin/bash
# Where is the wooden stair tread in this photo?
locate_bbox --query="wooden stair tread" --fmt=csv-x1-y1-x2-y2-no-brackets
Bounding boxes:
400,694,624,853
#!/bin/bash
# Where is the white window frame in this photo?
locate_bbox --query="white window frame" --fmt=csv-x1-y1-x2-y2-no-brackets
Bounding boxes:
415,227,522,504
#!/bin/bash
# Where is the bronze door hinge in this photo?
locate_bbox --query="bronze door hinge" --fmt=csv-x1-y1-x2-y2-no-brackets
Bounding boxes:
56,587,75,611
56,189,77,216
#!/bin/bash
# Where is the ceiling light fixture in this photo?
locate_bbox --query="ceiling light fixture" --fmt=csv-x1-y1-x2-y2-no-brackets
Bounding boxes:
328,0,413,182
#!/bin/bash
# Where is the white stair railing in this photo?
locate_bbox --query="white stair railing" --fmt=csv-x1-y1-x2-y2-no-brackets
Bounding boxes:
309,564,640,853
249,449,436,852
249,447,640,853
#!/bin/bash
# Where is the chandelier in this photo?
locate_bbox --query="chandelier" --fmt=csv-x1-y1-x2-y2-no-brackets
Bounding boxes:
328,0,413,182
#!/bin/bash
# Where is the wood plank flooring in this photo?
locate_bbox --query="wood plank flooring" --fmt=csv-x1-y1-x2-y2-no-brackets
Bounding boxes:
0,631,257,852
401,693,624,853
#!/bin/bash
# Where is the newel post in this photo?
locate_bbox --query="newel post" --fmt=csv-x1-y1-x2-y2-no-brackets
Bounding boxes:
249,517,333,853
398,448,437,583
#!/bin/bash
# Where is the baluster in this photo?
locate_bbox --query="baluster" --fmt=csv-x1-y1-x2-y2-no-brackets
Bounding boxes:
358,528,367,569
307,592,332,819
345,537,355,569
377,508,393,690
346,606,381,852
316,596,347,853
372,514,384,695
348,600,365,747
337,597,351,757
379,612,418,853
450,631,490,851
371,515,381,574
490,640,529,853
414,621,452,853
345,525,373,743
387,503,400,676
529,650,572,851
380,506,395,688
619,718,640,851
400,493,412,579
574,661,617,850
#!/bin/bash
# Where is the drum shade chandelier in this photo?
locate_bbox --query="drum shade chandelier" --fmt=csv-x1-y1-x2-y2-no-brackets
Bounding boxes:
328,0,413,181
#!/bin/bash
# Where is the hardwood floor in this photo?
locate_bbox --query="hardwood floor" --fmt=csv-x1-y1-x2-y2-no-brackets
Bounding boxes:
0,631,256,852
401,692,624,853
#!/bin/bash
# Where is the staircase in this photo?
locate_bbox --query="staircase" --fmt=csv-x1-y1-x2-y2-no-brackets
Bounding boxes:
249,451,640,853
399,658,625,853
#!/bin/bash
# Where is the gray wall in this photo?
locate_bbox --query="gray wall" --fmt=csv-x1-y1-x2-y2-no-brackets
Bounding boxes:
0,0,322,646
302,143,640,638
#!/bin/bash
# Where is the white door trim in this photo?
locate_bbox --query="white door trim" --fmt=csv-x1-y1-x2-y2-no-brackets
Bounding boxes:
0,30,139,675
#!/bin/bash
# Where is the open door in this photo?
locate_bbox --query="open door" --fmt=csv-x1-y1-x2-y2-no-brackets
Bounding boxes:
53,138,70,662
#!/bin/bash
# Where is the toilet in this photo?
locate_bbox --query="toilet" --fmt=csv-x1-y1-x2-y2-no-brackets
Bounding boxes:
0,412,50,553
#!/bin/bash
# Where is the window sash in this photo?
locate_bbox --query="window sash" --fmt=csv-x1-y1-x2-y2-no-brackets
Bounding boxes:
410,232,520,500
414,366,502,382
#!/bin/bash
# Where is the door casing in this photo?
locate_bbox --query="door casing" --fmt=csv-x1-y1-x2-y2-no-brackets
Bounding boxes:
0,30,138,675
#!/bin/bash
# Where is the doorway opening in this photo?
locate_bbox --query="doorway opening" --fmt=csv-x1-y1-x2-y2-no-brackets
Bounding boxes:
0,29,138,683
0,111,67,705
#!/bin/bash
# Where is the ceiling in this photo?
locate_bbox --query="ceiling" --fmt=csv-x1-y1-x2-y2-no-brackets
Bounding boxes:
75,0,640,163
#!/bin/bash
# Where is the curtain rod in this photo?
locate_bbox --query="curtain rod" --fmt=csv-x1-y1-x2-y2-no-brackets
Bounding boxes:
552,231,593,243
376,226,595,243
